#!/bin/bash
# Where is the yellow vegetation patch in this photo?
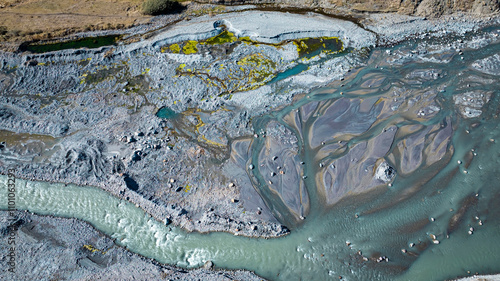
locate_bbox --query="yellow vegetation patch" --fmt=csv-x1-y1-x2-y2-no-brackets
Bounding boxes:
201,30,237,45
235,53,277,91
292,37,343,57
182,40,198,54
199,135,226,147
169,43,181,53
83,244,108,254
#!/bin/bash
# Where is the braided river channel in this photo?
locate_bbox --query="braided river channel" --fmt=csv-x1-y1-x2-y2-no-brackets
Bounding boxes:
2,27,500,280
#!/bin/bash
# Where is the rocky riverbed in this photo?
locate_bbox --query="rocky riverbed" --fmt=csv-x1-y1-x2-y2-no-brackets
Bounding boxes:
1,4,500,281
0,211,263,280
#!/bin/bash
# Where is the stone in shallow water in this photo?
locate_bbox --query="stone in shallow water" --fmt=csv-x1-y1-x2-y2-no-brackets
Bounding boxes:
375,161,396,183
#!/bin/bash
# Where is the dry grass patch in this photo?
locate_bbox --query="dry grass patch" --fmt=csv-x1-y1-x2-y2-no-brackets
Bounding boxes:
0,0,152,49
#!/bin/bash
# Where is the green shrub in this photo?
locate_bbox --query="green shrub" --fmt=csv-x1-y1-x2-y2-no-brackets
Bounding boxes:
142,0,180,16
0,26,7,36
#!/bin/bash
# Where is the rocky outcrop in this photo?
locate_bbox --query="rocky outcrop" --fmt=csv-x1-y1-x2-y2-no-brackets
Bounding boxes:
199,0,500,17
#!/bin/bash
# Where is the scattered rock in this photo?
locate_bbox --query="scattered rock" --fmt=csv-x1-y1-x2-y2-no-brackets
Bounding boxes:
375,161,396,183
25,59,38,66
130,150,142,162
203,260,214,269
